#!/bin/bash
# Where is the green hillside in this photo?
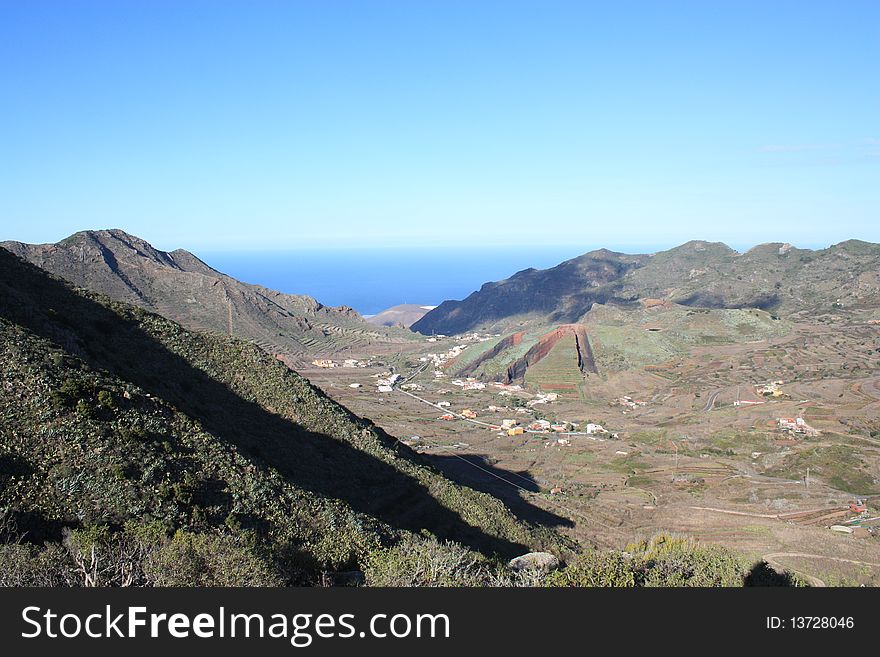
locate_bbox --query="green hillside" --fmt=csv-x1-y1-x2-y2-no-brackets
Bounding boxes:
0,246,563,586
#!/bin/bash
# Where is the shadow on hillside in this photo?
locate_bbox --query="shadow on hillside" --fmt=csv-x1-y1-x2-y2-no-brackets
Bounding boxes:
412,255,639,334
677,291,780,311
0,248,534,559
427,454,574,530
744,561,808,587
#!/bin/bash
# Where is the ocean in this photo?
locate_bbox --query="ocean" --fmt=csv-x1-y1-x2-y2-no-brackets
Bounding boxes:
198,245,629,316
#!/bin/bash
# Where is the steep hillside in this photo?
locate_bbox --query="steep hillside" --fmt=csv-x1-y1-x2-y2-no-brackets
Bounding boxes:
0,247,564,586
412,249,648,335
2,230,415,361
412,240,880,335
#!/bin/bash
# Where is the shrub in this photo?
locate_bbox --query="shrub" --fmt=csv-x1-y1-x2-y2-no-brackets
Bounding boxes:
0,543,76,586
546,534,807,588
363,534,496,587
545,551,637,587
144,530,282,586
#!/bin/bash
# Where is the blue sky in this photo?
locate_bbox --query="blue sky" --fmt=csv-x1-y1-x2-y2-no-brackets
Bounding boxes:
1,1,878,251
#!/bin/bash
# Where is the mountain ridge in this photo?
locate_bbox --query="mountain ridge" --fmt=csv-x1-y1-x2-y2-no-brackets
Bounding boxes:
412,239,880,335
2,230,414,361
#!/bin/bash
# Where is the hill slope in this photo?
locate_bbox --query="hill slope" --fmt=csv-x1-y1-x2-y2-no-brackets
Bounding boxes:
413,248,647,335
0,246,564,585
2,230,415,362
412,240,880,335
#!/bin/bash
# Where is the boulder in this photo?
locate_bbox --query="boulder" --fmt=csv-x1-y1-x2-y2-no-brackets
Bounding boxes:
508,552,559,572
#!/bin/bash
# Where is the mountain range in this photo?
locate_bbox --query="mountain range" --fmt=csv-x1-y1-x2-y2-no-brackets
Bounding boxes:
412,240,880,335
2,230,414,364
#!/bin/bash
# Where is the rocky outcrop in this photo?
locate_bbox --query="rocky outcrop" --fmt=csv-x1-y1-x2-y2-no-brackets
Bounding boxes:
509,552,559,572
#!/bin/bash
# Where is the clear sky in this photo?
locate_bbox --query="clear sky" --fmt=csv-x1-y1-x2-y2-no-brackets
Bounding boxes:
1,1,878,252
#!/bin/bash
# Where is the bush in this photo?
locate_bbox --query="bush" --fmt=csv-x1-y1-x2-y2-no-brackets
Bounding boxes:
545,551,637,587
363,534,497,587
144,530,282,586
0,543,76,586
97,390,115,409
546,534,807,588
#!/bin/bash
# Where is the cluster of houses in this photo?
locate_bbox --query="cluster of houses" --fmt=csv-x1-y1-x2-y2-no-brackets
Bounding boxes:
526,392,558,407
614,395,647,410
492,382,523,392
426,332,497,344
777,416,820,437
419,343,473,378
374,372,400,393
451,378,486,390
526,419,579,433
489,416,607,437
756,381,785,397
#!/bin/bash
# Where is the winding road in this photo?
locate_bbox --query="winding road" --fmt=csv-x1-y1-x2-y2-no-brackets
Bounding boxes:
702,390,721,412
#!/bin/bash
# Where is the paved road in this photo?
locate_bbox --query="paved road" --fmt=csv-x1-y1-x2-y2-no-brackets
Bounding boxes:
702,390,721,412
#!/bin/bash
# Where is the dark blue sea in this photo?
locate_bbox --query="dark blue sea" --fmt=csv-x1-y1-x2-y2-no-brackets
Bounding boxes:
197,244,678,315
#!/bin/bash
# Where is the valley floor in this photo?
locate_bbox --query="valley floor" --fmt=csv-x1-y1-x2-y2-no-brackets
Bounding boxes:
301,318,880,586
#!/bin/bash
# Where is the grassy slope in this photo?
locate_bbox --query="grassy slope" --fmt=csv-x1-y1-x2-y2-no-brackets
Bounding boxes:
0,247,564,584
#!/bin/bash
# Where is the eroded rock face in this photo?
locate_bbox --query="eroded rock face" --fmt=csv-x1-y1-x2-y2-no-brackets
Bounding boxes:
509,551,559,572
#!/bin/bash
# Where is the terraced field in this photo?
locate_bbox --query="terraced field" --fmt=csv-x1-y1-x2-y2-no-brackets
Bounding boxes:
448,332,542,379
523,332,587,395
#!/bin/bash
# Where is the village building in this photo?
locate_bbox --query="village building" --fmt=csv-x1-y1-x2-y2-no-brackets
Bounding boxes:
777,417,820,436
756,381,785,397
